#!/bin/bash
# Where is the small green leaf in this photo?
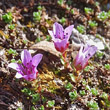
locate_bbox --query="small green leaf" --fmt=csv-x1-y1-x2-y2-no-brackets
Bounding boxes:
77,25,85,34
82,79,87,85
17,108,22,110
88,20,98,28
46,35,51,41
100,92,108,100
104,64,110,70
97,11,108,21
36,37,42,42
71,9,74,14
47,100,55,108
59,17,66,24
69,74,76,82
91,88,98,96
23,40,27,44
65,82,73,90
85,85,90,90
84,66,94,72
87,100,99,110
42,96,47,103
84,7,93,15
38,105,44,110
11,59,16,63
32,93,40,103
84,66,90,72
95,2,100,7
31,106,36,110
21,88,34,96
2,12,12,23
79,90,86,96
33,12,41,21
37,6,42,10
69,90,78,100
17,59,22,64
8,24,15,30
96,51,104,58
7,48,18,56
57,0,63,5
105,100,110,107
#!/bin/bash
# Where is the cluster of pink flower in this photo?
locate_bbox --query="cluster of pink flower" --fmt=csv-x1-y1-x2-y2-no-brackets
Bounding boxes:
49,22,97,71
8,22,97,81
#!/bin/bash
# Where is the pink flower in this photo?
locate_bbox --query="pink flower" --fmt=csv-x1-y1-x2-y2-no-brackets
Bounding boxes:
74,44,97,71
8,50,43,81
48,22,74,53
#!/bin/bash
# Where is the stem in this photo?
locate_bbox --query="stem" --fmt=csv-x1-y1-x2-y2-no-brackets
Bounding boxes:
62,51,70,69
62,51,67,62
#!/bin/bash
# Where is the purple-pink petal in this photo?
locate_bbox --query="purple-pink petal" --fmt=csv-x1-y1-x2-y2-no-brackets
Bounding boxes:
83,44,91,52
75,52,84,66
21,50,32,67
23,75,30,81
54,39,69,53
64,25,74,40
18,66,38,81
74,45,84,65
23,71,37,81
32,54,43,67
48,30,55,40
87,46,97,58
84,45,97,63
15,72,23,78
74,44,97,71
29,71,37,79
53,22,64,39
8,63,23,72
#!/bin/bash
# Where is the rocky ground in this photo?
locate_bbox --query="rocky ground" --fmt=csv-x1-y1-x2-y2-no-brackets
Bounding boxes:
0,0,110,110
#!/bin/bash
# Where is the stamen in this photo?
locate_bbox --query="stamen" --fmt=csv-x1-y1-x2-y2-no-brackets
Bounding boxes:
88,53,91,56
85,56,87,58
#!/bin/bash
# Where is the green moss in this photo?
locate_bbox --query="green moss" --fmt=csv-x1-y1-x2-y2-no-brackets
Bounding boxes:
87,100,99,110
69,90,78,100
84,7,93,15
79,90,86,96
57,0,63,5
65,82,73,90
104,64,110,70
88,20,98,28
97,11,108,21
77,25,85,34
33,12,41,21
2,12,12,23
47,100,55,108
91,88,98,96
59,17,66,24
